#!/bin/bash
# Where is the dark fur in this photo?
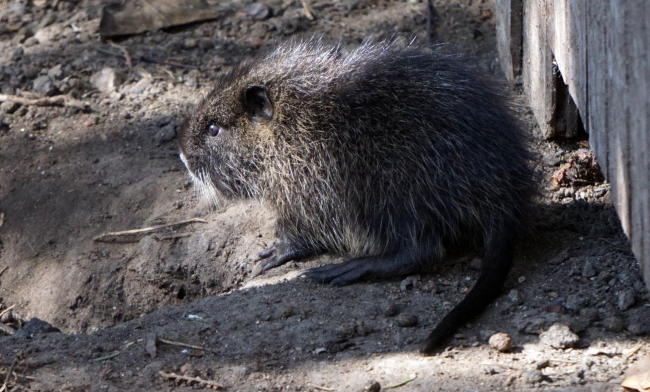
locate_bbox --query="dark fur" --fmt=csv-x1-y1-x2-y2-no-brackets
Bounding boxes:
179,39,535,354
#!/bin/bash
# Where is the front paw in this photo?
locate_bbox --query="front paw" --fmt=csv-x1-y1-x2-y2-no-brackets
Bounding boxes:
258,241,312,272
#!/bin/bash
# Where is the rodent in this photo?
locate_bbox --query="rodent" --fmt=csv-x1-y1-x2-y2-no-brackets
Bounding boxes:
179,39,534,354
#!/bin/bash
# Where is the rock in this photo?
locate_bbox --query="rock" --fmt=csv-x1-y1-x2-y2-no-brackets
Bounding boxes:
1,101,20,114
128,77,153,95
539,323,579,349
32,75,57,96
242,2,272,20
154,123,177,145
626,323,647,336
521,370,543,384
535,359,550,370
12,317,61,338
382,301,400,317
9,0,28,15
400,276,419,292
548,248,569,264
507,289,520,304
566,294,589,310
469,257,482,270
47,64,63,80
23,36,39,47
183,38,197,49
582,259,597,278
395,313,418,328
0,308,13,324
601,316,623,332
90,68,123,94
363,380,381,392
579,308,599,322
11,46,24,61
488,332,513,352
617,290,635,311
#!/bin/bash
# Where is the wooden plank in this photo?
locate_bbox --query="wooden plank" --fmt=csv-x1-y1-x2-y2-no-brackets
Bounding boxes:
523,0,555,138
626,0,650,290
495,0,523,81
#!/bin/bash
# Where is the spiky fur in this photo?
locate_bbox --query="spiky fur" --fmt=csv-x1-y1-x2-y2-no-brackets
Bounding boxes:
179,39,535,352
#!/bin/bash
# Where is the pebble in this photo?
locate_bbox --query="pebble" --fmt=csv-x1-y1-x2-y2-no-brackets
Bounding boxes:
582,259,598,278
626,323,647,336
395,313,418,328
183,38,197,49
469,257,482,270
33,75,57,96
11,46,24,61
381,301,400,317
242,2,271,20
400,276,419,292
90,67,123,94
539,323,579,349
47,64,63,80
617,290,635,311
601,316,623,332
154,123,177,145
23,36,39,47
488,332,513,352
521,370,543,384
507,289,520,304
1,101,20,114
363,380,381,392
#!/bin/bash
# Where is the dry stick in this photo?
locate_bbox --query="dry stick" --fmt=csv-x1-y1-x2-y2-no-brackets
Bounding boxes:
0,305,15,318
93,218,207,242
0,94,89,110
301,0,315,20
158,338,216,354
0,357,18,392
108,41,132,68
309,385,334,392
384,373,417,389
159,371,223,390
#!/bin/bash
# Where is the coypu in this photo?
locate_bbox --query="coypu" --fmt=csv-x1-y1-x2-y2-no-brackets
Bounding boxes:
179,39,534,354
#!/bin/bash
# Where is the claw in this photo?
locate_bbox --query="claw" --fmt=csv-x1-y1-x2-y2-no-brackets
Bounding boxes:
256,241,314,272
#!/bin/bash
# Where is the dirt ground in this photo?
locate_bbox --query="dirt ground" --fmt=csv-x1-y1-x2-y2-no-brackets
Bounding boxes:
1,0,649,391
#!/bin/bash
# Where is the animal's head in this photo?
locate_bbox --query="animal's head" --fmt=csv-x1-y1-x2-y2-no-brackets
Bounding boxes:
179,77,275,204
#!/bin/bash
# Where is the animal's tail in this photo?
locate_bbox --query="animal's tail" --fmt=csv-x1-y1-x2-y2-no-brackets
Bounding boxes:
421,222,516,355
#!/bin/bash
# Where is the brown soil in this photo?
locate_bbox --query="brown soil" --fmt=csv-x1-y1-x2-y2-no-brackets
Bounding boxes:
1,0,648,391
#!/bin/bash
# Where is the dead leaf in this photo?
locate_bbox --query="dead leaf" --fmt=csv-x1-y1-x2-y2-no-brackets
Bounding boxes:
622,356,650,391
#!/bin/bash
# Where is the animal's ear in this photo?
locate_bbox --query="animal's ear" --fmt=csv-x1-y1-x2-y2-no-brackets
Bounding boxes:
245,85,273,123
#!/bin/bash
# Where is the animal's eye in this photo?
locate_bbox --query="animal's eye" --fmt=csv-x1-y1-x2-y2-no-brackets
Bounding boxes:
207,123,222,137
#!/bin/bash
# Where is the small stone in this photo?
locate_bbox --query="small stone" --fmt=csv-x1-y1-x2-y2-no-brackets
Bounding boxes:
11,46,24,61
548,248,569,264
602,316,623,332
488,332,513,352
153,123,177,145
47,64,63,80
242,2,272,20
469,257,482,270
566,294,589,310
535,359,550,370
582,259,597,278
183,38,197,49
579,308,599,322
400,276,419,292
521,370,543,384
23,36,39,47
1,101,20,114
363,380,381,392
539,323,579,349
626,323,647,336
507,289,520,303
395,313,418,328
90,68,123,94
382,301,400,317
32,75,57,96
617,290,635,311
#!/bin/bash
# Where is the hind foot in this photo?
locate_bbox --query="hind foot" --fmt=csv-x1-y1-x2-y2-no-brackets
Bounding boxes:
301,253,419,286
258,241,313,272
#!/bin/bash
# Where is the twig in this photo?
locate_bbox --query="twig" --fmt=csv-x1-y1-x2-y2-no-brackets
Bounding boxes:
159,371,223,390
301,0,315,20
384,373,417,389
92,351,120,362
480,362,520,371
0,266,7,278
108,41,132,68
93,218,207,242
0,94,89,110
623,342,643,359
139,55,196,69
549,358,576,364
0,305,15,318
158,338,216,353
309,385,334,392
0,357,18,392
0,323,15,335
